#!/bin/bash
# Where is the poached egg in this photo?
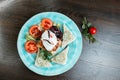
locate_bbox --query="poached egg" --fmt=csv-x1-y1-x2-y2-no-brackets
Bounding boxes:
41,30,57,51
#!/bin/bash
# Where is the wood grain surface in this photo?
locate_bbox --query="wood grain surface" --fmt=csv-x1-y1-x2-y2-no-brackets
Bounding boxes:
0,0,120,80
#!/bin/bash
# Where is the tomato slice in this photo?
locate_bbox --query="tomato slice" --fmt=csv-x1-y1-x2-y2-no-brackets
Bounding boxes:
41,18,52,30
25,40,38,53
29,25,42,38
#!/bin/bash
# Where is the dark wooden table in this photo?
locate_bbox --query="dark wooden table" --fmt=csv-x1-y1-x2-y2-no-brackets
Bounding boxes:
0,0,120,80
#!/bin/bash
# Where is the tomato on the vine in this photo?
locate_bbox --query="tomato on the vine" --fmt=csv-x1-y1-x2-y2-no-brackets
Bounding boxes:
89,27,97,35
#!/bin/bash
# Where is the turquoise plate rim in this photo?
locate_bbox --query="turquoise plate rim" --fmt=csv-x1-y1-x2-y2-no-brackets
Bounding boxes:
17,12,83,76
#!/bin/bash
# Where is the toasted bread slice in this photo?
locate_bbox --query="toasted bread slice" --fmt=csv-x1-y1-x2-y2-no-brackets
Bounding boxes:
35,49,52,67
62,24,75,47
52,46,69,65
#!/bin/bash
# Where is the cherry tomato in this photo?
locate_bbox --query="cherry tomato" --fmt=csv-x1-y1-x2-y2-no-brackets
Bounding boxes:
41,18,52,30
89,27,97,35
29,25,42,38
25,40,38,53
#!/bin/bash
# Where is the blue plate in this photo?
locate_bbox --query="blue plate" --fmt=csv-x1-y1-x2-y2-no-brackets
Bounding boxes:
17,12,82,76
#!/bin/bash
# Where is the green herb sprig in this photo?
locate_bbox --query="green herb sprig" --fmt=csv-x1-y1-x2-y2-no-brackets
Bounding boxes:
40,48,53,62
26,33,36,41
81,17,96,43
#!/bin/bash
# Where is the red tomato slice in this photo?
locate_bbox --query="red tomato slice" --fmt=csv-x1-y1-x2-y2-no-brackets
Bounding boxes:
29,25,42,38
25,40,38,53
41,18,52,30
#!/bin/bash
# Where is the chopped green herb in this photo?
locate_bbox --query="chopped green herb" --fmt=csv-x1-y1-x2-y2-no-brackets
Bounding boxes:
53,22,57,26
56,23,60,28
53,22,60,28
39,48,53,62
26,33,36,41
